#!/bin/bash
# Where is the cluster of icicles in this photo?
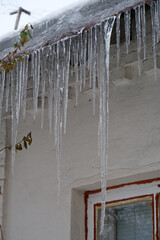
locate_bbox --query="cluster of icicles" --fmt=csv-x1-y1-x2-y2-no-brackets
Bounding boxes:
0,0,159,234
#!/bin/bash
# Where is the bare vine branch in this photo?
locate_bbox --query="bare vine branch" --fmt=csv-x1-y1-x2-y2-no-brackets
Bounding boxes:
0,132,32,153
0,23,33,74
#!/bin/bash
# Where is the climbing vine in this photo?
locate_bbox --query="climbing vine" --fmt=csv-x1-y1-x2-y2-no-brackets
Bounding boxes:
0,23,33,74
0,132,32,153
0,24,33,153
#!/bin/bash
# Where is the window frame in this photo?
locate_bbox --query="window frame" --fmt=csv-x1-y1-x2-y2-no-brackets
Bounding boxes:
156,192,160,240
85,178,160,240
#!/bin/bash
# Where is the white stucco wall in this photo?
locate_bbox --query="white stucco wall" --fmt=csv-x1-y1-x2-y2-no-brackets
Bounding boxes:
1,6,160,240
2,62,160,239
0,121,6,228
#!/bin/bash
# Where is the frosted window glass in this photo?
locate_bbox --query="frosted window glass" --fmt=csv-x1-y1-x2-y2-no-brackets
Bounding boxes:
96,199,153,240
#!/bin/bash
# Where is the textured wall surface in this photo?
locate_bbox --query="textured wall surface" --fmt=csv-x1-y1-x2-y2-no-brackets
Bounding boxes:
3,61,160,239
1,2,160,240
0,121,6,228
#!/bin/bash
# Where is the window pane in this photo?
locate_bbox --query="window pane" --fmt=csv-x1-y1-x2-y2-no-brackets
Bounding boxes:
96,199,153,240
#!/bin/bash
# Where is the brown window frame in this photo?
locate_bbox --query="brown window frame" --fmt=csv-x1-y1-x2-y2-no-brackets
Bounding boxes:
85,177,160,240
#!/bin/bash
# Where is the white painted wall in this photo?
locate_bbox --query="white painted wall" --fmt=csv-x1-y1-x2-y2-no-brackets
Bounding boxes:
2,8,160,240
0,121,6,228
2,63,160,239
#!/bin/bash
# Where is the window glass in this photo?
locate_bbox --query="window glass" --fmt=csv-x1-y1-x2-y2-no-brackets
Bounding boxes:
95,199,153,240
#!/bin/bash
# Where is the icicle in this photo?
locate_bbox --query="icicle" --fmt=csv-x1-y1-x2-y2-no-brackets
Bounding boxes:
56,84,62,200
16,63,21,125
17,61,22,123
33,50,39,119
100,16,115,235
98,23,104,157
59,81,65,197
116,14,121,68
83,30,87,88
74,38,79,106
155,0,160,43
70,41,74,77
93,26,97,116
62,41,66,87
54,41,62,199
135,6,142,76
96,24,101,90
0,70,5,125
87,29,91,71
124,10,131,54
20,57,25,108
41,48,46,128
23,55,29,119
54,42,60,146
141,4,146,60
150,1,157,81
79,32,83,92
5,72,10,113
48,45,54,134
11,69,17,175
89,27,93,88
11,70,15,174
64,39,71,134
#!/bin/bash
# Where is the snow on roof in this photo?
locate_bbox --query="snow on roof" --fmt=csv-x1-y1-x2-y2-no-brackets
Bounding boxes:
0,0,148,58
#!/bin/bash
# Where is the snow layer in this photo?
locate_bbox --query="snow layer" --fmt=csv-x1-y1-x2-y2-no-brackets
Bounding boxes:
0,0,151,58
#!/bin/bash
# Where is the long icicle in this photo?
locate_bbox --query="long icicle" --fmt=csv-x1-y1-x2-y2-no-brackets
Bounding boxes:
16,62,21,126
17,61,22,124
74,38,79,106
80,32,83,92
23,55,29,119
155,0,160,43
33,50,38,119
55,41,61,199
124,10,131,54
64,39,71,134
135,6,142,76
116,14,121,68
11,67,19,175
54,43,60,146
98,23,104,158
150,1,157,81
141,4,146,60
89,27,93,88
93,26,97,116
21,55,25,105
100,16,115,235
11,69,16,174
48,45,54,134
83,30,87,88
41,48,46,128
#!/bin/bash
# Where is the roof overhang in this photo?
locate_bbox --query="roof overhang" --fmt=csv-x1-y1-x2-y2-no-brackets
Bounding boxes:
0,0,153,58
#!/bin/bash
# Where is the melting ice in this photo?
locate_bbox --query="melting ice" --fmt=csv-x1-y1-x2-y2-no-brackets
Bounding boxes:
0,0,160,234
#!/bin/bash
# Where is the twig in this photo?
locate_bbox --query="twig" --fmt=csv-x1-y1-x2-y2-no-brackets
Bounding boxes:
0,146,12,152
0,132,32,153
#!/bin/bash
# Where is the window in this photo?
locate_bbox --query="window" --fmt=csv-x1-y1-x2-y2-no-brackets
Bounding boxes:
85,178,160,240
95,196,153,240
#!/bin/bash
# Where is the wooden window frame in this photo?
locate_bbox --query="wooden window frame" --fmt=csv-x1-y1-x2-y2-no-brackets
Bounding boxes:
85,178,160,240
